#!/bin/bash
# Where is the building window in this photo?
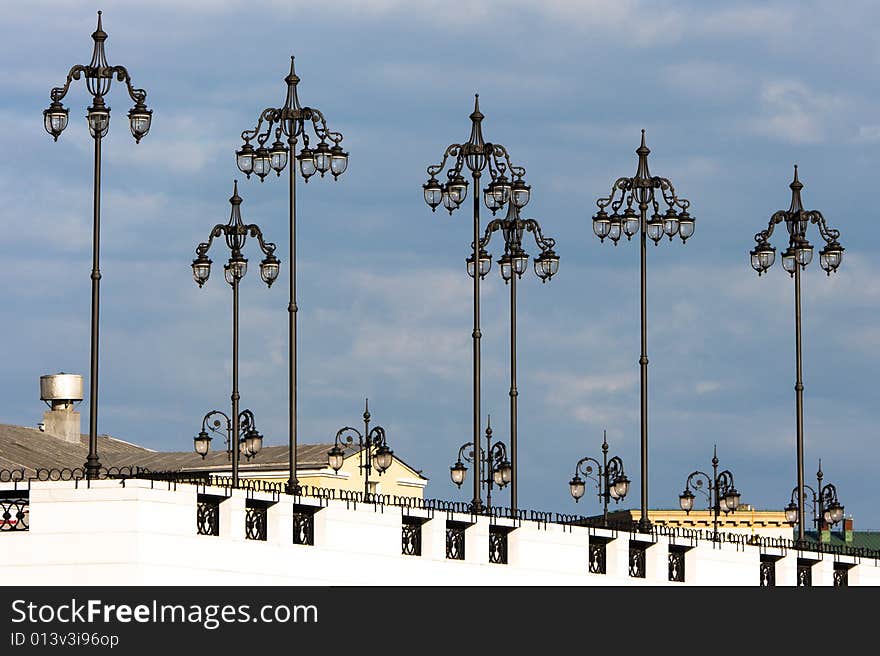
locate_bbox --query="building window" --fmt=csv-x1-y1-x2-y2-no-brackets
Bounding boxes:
833,564,849,587
402,517,422,556
668,548,686,583
0,493,29,533
589,541,607,574
489,526,508,565
245,502,268,542
446,522,466,560
797,559,813,587
760,558,776,587
292,507,315,546
196,494,220,537
629,543,646,579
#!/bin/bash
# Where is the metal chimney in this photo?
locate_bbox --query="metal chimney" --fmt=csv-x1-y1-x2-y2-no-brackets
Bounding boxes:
40,373,83,443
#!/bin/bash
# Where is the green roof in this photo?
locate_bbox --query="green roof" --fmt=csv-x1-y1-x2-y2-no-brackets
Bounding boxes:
799,530,880,552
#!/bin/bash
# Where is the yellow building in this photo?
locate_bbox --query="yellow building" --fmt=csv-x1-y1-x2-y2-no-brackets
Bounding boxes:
605,506,791,539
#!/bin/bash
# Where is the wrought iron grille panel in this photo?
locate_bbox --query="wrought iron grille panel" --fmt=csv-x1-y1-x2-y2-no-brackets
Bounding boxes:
668,549,686,582
760,560,776,587
402,519,422,556
589,542,607,574
245,505,267,541
629,544,646,578
489,527,508,565
292,509,315,546
0,497,29,532
833,566,849,587
446,523,465,560
196,496,220,536
797,560,813,587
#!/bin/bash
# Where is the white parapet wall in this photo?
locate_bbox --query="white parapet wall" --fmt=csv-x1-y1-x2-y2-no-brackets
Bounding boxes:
0,479,877,586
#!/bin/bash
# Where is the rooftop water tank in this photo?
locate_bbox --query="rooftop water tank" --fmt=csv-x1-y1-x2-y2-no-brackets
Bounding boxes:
40,373,83,411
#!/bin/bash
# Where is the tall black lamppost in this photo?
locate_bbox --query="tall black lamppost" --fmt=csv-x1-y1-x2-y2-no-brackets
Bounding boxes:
237,57,349,495
678,446,741,541
450,417,512,511
43,12,153,478
424,95,531,513
591,130,695,531
784,459,845,548
476,199,559,513
191,182,280,487
193,408,265,481
749,165,844,543
327,400,394,499
567,431,630,525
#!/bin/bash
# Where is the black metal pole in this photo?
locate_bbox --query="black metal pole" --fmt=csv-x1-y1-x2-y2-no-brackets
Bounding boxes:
712,448,719,541
287,135,299,495
471,170,483,513
816,464,823,549
85,133,103,479
231,275,241,487
485,419,492,510
363,400,372,498
794,262,806,543
638,200,650,532
601,434,609,524
509,264,518,513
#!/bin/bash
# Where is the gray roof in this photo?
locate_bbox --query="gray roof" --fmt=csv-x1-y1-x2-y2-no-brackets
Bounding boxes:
0,424,426,479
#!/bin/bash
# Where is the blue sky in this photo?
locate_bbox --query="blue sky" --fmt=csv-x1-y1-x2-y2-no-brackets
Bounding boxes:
2,1,878,527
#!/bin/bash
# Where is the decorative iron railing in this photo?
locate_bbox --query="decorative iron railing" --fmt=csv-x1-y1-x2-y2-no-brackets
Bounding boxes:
760,559,776,587
589,541,606,574
292,508,315,546
668,549,686,582
833,565,849,587
629,544,646,578
196,495,221,536
0,496,29,532
402,518,422,556
489,526,509,565
245,503,268,541
446,522,466,560
797,559,813,587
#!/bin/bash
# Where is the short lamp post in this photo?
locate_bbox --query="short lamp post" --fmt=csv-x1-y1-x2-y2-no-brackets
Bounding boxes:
678,446,741,541
784,459,845,549
327,400,394,499
750,165,844,543
191,182,280,487
450,416,512,511
237,56,348,496
568,431,629,525
193,409,264,480
44,11,153,478
591,130,695,532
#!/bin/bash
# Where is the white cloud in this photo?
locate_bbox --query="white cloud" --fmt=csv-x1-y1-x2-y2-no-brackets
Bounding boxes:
748,80,846,144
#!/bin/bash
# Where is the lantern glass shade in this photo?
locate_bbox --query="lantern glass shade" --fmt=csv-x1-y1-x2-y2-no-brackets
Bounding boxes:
128,105,152,143
449,176,468,204
679,490,695,512
253,148,271,180
678,213,695,241
87,107,110,138
484,184,502,212
784,502,799,524
609,483,620,500
491,176,511,205
493,469,504,486
314,142,332,174
298,148,317,179
782,247,798,274
512,250,529,277
327,446,345,472
269,141,289,173
499,254,513,282
796,241,813,266
450,462,467,487
260,255,280,287
442,187,459,213
823,510,832,525
608,216,622,243
44,104,69,140
192,256,212,287
593,212,611,240
725,489,740,511
820,243,843,274
374,445,393,472
236,144,255,175
622,209,640,238
423,178,443,209
478,250,492,278
829,504,844,524
330,145,349,178
569,476,586,500
512,180,531,209
499,460,512,485
194,431,211,457
663,208,679,238
647,214,664,243
246,430,263,457
614,476,630,499
225,258,248,285
534,251,560,281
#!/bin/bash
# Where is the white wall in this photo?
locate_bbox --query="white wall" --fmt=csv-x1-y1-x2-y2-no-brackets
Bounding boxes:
0,480,876,586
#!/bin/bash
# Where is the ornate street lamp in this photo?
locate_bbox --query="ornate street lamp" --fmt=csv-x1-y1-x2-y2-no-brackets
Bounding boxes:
193,409,265,481
44,12,152,478
475,199,559,512
191,181,279,487
750,165,844,543
237,56,348,496
784,459,845,549
424,94,529,513
327,399,394,499
567,431,629,525
678,446,741,541
450,416,512,511
591,130,694,532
